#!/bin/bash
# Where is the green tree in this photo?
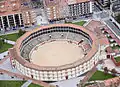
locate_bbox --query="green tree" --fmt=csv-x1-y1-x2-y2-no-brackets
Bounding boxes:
18,29,26,37
104,67,109,74
0,38,4,48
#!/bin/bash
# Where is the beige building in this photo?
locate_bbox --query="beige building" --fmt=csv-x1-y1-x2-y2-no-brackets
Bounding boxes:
43,0,68,21
22,10,36,26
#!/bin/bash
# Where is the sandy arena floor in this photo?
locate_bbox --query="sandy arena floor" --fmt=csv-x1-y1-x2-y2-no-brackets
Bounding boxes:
30,41,84,66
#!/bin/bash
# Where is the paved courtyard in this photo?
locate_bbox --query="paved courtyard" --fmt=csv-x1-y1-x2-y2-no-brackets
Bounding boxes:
50,76,85,87
103,59,120,73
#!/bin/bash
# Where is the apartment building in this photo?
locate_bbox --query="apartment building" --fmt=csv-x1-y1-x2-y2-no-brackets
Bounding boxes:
68,0,93,18
43,0,63,21
44,0,93,21
0,0,36,31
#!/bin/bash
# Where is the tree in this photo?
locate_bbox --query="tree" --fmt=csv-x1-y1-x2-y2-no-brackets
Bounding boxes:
18,29,26,37
0,39,3,48
104,67,109,74
111,69,117,76
0,38,4,49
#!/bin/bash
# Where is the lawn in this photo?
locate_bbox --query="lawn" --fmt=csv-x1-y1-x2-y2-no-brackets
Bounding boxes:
0,80,25,87
65,21,86,26
0,80,43,87
0,43,13,53
114,56,120,62
0,33,19,41
89,70,115,81
72,21,86,26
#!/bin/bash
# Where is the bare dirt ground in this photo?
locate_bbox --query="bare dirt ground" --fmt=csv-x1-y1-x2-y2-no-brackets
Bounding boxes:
30,41,84,66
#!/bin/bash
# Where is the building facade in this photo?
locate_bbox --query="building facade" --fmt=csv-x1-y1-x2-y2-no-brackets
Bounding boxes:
0,13,24,31
0,0,36,31
68,0,93,18
43,0,93,21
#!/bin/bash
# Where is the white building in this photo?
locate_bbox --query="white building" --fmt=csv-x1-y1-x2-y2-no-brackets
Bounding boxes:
68,0,93,18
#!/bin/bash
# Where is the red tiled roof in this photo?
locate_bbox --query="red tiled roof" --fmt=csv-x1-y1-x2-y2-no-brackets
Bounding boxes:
104,77,120,86
0,0,31,16
44,0,60,7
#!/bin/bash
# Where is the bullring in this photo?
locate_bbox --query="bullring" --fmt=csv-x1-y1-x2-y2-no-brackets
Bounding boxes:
9,24,100,81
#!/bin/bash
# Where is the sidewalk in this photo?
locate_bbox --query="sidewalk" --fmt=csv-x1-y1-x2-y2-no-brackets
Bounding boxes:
0,25,40,36
50,76,84,87
21,80,32,87
0,51,8,59
5,40,15,45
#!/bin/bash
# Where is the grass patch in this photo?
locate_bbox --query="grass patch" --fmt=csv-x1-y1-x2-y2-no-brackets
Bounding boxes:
0,43,13,53
72,21,86,26
114,56,120,62
0,33,19,41
0,80,43,87
0,80,25,87
89,70,115,81
65,21,86,26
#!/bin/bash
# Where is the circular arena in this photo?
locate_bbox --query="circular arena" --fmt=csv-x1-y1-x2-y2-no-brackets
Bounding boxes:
9,24,100,81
